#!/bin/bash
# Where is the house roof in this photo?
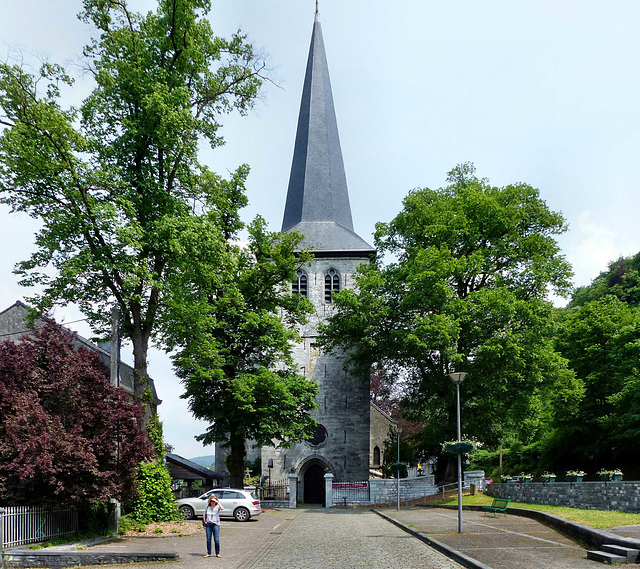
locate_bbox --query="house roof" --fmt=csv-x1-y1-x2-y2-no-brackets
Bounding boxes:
281,12,375,257
0,300,161,405
166,454,223,481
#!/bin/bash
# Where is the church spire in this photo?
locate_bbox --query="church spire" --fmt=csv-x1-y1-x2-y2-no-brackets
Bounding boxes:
281,13,374,255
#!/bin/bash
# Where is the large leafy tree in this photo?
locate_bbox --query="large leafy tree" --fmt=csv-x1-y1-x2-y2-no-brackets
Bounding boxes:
0,0,264,406
572,252,640,307
0,320,151,507
161,218,319,488
549,288,640,476
320,164,575,475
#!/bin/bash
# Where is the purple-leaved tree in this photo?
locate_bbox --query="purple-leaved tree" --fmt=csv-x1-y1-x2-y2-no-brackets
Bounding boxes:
0,320,152,507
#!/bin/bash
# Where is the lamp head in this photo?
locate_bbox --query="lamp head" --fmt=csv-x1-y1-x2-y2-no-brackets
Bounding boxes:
448,372,468,385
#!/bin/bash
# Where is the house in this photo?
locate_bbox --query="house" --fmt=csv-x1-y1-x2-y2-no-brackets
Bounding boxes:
166,454,223,497
0,300,161,413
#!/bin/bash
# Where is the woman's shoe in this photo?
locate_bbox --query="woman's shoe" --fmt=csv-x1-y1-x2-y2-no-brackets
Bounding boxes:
204,554,212,558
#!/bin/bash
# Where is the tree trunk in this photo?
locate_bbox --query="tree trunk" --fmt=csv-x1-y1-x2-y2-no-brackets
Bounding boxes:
131,325,152,424
228,434,246,489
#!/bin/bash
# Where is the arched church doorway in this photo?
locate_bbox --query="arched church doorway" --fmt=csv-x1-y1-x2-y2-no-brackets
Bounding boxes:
303,463,326,505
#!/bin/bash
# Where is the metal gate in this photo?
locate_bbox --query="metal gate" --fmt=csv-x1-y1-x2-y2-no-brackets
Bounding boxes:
332,481,370,505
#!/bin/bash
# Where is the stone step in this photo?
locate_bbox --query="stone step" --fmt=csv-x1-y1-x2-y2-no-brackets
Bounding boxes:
601,544,640,562
587,550,627,564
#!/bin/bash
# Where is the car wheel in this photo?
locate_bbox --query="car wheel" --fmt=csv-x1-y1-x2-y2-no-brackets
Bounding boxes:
179,505,195,520
233,507,250,522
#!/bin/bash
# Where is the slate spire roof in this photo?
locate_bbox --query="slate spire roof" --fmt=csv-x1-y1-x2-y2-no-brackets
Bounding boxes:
281,11,374,256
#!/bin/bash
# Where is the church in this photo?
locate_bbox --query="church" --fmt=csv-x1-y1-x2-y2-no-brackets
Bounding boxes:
261,8,378,504
217,9,391,503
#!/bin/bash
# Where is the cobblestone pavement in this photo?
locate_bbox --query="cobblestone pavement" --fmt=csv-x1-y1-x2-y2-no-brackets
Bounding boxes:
245,509,464,569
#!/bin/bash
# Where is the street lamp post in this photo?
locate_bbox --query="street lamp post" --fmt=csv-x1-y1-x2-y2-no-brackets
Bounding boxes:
396,426,402,511
448,371,468,534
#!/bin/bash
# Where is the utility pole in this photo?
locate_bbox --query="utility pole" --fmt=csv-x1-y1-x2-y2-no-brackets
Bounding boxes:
108,306,121,533
110,307,120,387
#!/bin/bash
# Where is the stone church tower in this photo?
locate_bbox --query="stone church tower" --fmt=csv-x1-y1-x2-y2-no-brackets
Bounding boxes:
261,9,376,504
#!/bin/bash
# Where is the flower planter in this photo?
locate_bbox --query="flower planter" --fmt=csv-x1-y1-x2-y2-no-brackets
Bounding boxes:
542,476,556,483
566,475,583,482
599,472,623,481
444,442,474,455
523,477,532,483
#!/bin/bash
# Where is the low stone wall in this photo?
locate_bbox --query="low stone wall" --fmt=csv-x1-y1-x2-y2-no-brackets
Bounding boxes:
486,481,640,513
261,500,289,509
4,550,178,568
370,476,437,506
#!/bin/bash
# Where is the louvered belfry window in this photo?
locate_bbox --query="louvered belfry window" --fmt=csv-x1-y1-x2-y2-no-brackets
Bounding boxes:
292,269,308,298
324,268,340,302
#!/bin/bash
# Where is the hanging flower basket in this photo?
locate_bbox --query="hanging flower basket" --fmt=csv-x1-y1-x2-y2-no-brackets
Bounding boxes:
443,441,474,455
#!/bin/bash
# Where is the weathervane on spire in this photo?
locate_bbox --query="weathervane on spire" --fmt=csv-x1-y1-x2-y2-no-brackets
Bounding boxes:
315,0,319,15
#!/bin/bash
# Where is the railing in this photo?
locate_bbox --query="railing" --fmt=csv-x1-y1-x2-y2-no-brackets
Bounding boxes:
256,479,289,502
435,482,461,499
333,481,370,505
0,505,79,549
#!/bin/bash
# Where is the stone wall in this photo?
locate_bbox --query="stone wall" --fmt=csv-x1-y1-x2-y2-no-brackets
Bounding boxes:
4,550,178,569
370,476,437,506
370,403,393,469
487,481,640,513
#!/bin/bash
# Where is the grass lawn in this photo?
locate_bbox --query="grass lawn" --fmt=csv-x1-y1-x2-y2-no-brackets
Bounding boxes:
434,493,640,529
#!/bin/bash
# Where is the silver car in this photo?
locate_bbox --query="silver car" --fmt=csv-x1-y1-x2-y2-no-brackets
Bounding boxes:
176,488,262,522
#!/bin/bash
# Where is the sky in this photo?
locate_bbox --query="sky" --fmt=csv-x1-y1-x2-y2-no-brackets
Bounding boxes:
2,1,640,458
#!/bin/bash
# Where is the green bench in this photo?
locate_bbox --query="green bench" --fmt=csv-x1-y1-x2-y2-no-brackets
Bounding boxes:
483,498,511,517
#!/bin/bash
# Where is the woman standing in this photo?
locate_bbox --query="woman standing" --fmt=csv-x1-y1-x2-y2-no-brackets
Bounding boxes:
203,494,224,558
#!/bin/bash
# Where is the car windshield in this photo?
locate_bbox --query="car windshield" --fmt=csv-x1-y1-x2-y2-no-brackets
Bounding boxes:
250,492,259,501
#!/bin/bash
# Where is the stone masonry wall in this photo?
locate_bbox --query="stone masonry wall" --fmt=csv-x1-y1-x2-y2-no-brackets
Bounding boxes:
487,481,640,513
369,476,437,506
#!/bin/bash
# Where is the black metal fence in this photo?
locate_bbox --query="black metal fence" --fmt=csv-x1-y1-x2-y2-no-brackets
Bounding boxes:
256,479,289,501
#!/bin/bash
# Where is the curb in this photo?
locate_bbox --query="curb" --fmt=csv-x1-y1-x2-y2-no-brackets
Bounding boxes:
374,509,494,569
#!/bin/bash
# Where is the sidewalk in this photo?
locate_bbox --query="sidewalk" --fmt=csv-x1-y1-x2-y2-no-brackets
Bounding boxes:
7,506,640,569
379,506,640,569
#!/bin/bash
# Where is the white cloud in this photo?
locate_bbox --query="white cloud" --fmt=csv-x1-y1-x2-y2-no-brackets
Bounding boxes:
566,211,617,289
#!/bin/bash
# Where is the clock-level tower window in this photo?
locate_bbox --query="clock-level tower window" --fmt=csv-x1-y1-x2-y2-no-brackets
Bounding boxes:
324,268,340,303
292,269,308,298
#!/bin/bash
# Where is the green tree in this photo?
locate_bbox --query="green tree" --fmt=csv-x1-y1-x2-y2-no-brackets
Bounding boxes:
550,296,640,474
162,218,319,488
0,0,265,408
320,164,575,475
572,252,640,307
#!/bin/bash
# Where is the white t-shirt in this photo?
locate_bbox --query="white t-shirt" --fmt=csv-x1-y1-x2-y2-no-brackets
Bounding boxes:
204,504,221,525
